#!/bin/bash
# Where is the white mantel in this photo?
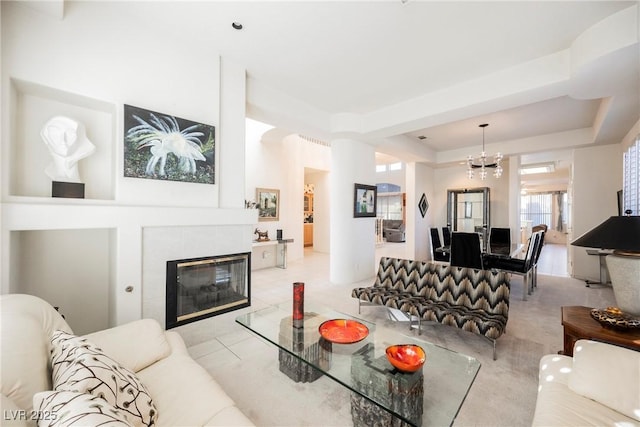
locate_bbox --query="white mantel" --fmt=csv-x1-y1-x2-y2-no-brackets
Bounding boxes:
2,199,256,230
1,200,257,334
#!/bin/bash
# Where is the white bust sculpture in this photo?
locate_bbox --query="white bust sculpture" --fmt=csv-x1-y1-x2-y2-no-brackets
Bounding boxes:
41,116,95,183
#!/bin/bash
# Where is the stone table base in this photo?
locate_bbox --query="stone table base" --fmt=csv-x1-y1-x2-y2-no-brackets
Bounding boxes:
350,344,424,427
278,319,332,383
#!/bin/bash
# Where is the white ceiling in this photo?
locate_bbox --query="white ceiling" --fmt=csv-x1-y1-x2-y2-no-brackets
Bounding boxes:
55,0,640,189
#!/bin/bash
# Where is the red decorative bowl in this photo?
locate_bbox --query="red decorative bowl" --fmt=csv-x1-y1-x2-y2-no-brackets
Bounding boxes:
385,344,426,373
318,319,369,344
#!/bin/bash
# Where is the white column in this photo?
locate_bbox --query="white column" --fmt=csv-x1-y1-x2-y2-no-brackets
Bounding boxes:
219,58,246,208
508,155,521,244
330,139,376,284
406,162,434,261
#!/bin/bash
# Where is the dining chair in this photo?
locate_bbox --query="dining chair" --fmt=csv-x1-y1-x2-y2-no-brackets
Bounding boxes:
489,227,511,255
442,226,451,247
489,231,541,300
449,232,484,269
430,228,449,262
530,230,546,291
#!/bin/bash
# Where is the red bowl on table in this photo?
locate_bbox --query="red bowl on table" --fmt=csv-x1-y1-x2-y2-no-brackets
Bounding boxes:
318,319,369,344
385,344,426,373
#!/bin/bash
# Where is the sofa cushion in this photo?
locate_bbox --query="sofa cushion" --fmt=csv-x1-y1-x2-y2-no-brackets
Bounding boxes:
136,332,246,426
50,331,157,427
532,380,638,426
33,391,133,427
1,394,30,427
568,340,640,421
0,294,72,412
83,319,171,373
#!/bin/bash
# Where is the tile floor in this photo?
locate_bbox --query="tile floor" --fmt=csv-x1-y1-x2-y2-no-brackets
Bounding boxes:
184,242,568,375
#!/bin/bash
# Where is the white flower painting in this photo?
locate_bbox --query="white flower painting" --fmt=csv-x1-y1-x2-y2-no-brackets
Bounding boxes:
124,105,215,184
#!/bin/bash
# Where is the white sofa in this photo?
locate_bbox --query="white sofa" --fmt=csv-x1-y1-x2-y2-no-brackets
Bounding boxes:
532,339,640,426
0,294,254,426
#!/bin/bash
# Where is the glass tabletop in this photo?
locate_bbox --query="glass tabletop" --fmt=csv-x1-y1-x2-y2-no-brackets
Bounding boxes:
236,301,480,427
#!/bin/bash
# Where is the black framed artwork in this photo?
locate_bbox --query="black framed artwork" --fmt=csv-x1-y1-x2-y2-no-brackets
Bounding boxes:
419,193,429,218
354,183,377,218
123,104,215,184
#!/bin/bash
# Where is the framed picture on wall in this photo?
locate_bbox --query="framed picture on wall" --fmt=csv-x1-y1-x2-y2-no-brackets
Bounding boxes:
257,188,280,221
418,193,429,218
123,104,215,184
354,183,377,218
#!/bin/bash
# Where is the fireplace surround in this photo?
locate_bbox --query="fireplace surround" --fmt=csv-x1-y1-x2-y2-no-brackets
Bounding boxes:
166,252,251,329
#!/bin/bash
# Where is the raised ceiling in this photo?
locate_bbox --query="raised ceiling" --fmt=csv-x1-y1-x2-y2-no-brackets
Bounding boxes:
51,1,640,172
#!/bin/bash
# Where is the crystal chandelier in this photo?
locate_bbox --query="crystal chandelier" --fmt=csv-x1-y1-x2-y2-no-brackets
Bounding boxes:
467,123,503,180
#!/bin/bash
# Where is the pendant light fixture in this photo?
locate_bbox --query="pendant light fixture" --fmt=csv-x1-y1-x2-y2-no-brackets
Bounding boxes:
467,123,503,180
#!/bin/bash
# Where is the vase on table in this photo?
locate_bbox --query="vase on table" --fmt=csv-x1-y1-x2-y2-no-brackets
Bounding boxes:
293,282,304,328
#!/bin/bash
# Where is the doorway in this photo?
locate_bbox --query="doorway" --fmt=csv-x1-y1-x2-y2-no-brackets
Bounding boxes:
304,168,329,255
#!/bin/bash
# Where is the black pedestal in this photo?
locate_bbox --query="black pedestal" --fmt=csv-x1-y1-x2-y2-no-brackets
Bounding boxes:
52,181,85,198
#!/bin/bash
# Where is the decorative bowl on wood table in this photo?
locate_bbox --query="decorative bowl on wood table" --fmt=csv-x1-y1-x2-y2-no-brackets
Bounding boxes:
590,307,640,329
385,344,426,373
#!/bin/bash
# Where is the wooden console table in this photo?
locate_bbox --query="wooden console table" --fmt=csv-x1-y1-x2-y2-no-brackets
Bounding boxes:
561,306,640,356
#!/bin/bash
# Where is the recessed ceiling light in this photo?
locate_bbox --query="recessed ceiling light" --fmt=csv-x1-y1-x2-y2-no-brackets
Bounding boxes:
232,22,243,30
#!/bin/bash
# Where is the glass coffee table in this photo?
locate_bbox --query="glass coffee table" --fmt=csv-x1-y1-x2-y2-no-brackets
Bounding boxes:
236,301,480,427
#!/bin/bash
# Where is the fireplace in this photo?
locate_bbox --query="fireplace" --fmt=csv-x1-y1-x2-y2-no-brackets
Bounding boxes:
166,252,251,329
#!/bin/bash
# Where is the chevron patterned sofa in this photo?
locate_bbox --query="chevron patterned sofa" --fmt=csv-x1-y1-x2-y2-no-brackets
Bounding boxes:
351,257,511,359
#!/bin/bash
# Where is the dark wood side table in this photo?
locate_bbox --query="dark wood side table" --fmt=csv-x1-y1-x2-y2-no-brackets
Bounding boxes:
561,306,640,356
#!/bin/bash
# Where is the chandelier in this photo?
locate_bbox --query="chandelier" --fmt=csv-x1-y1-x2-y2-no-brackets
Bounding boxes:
467,123,503,179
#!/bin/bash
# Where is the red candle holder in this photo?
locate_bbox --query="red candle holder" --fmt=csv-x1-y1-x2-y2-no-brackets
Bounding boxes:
293,282,304,328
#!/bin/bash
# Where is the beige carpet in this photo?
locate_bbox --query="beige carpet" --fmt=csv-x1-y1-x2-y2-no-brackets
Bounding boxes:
188,263,615,426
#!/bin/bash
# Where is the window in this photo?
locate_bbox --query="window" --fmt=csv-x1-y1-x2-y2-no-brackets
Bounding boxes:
623,136,640,215
521,192,568,231
377,194,403,220
376,183,403,220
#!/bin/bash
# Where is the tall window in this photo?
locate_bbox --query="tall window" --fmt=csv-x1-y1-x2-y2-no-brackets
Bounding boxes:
521,192,568,231
377,194,403,220
623,136,640,215
376,183,403,220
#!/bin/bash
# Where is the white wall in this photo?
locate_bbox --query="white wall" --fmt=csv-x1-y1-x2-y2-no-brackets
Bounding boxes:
330,139,376,283
2,2,223,206
406,162,434,261
16,229,110,335
245,120,331,262
1,2,253,331
570,144,622,280
432,160,511,230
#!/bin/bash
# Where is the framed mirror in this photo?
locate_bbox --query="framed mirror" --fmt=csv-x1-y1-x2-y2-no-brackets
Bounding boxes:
446,187,490,250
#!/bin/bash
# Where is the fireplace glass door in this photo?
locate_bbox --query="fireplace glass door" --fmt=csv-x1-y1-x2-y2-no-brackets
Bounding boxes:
166,252,250,329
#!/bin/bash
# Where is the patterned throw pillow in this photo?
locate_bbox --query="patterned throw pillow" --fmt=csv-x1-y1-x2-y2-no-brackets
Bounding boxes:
33,390,133,427
50,330,157,427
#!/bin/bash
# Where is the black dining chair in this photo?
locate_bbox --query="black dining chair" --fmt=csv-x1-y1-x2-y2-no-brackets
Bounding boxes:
449,232,484,269
489,227,511,255
530,230,546,291
442,226,451,247
489,231,541,300
430,228,449,262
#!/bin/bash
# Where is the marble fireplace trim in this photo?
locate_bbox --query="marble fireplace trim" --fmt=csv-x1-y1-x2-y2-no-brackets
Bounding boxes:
142,224,253,332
